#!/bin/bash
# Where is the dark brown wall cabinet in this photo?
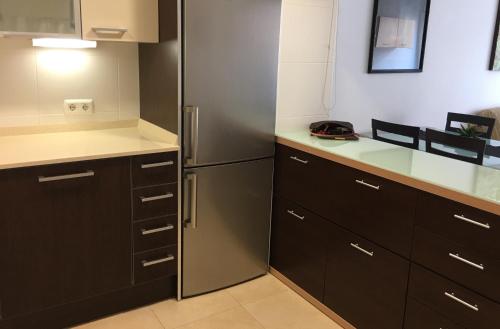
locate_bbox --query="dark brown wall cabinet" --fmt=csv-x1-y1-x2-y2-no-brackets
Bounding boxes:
271,143,500,329
0,152,178,329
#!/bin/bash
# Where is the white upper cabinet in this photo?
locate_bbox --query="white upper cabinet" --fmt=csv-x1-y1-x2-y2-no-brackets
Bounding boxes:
0,0,81,37
376,16,416,49
80,0,159,43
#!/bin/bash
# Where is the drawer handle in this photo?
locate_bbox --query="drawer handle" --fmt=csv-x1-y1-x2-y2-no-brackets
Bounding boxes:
355,180,380,190
141,161,174,169
444,292,479,312
141,255,175,268
38,171,94,183
287,210,305,220
449,253,485,271
453,214,490,230
92,27,128,35
140,193,174,203
350,243,374,257
290,156,309,164
141,224,175,236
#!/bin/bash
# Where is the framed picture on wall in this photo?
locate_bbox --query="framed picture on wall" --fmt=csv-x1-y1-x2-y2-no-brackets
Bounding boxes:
490,0,500,71
368,0,432,73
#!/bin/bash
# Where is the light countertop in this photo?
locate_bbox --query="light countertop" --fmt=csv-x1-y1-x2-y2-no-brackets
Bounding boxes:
0,120,179,170
276,130,500,215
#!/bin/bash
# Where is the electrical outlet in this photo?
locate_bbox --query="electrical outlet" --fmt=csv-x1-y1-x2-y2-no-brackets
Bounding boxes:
64,99,94,115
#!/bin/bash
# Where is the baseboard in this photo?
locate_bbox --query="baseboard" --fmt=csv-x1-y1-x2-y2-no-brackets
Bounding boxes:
0,276,177,329
269,268,356,329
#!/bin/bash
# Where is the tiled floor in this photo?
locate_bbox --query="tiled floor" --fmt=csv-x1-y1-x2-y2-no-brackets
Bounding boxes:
74,274,343,329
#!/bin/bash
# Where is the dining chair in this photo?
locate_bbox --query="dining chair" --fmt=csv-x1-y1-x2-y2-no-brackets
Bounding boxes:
425,129,486,165
445,112,496,139
372,119,421,150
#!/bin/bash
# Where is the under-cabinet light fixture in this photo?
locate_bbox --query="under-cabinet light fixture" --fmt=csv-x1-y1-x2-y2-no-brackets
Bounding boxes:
32,38,97,49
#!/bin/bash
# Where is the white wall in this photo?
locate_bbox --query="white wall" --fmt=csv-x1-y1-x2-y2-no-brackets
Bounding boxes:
0,39,140,127
333,0,500,133
276,0,338,131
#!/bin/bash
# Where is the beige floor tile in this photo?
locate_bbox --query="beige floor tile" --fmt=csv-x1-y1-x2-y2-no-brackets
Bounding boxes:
244,291,343,329
150,290,239,329
226,274,289,305
176,306,265,329
73,307,164,329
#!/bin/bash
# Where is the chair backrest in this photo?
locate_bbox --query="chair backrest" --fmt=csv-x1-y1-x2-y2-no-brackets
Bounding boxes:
372,119,420,150
445,112,496,139
425,129,486,165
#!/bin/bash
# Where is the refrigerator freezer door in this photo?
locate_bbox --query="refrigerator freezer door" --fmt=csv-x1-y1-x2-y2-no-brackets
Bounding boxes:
182,158,273,297
183,0,281,167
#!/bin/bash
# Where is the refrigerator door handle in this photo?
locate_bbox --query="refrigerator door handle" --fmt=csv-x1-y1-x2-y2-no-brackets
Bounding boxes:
183,106,199,166
183,173,198,229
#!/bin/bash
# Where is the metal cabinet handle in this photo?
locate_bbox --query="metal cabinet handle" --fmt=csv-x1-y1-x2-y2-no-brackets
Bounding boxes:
444,292,479,312
449,253,485,271
142,255,175,268
355,180,380,190
290,156,308,164
141,161,174,169
287,210,305,221
38,171,94,183
350,243,374,257
184,173,198,229
92,27,128,35
141,224,175,236
184,106,199,166
453,214,490,230
140,193,174,203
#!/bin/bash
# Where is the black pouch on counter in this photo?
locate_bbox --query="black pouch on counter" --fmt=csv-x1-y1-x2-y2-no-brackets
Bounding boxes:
309,121,358,140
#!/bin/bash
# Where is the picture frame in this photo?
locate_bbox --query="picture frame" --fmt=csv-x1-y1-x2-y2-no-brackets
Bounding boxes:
489,0,500,71
368,0,432,73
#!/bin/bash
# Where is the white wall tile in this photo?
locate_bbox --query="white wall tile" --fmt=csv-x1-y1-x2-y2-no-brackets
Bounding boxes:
280,3,334,63
284,0,334,8
36,50,119,115
0,42,38,117
0,39,140,128
277,63,329,117
276,0,338,131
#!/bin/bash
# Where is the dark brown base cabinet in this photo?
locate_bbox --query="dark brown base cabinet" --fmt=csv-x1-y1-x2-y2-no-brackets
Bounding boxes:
271,143,500,329
0,152,178,329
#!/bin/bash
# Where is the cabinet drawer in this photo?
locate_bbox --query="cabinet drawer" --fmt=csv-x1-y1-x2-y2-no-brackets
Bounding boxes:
404,297,465,329
416,193,500,254
413,226,500,302
270,197,328,301
333,168,418,258
134,246,177,284
133,184,177,220
134,216,177,252
274,144,332,213
324,223,409,329
132,152,177,188
408,264,500,329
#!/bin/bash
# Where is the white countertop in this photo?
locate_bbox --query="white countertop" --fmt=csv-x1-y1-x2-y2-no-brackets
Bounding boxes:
0,120,179,170
277,130,500,211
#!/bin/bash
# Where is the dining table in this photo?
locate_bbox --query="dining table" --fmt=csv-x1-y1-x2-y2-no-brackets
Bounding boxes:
364,128,500,169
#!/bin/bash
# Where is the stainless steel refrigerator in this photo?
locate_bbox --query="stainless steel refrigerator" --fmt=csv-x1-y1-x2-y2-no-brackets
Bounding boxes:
182,0,282,297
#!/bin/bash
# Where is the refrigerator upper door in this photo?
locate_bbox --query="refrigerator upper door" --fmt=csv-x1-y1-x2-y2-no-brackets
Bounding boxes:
183,0,282,167
182,158,273,297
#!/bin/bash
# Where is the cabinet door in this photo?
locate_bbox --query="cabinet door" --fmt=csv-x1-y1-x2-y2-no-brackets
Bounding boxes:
274,144,333,214
324,222,409,329
0,0,80,37
81,0,158,43
329,168,417,258
270,197,328,301
0,158,132,319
